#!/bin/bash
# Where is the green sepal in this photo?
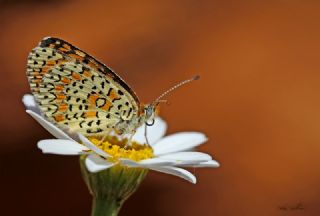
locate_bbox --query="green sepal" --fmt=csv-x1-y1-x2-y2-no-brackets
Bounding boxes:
80,155,148,216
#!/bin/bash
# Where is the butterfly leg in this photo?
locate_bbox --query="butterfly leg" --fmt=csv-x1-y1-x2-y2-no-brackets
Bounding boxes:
144,124,150,146
123,131,136,149
97,129,112,145
98,135,107,145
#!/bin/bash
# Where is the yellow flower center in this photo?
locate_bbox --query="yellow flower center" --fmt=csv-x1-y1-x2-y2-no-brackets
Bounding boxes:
88,136,154,162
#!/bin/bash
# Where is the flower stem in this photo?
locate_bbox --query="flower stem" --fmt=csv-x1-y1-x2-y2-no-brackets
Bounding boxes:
79,155,148,216
91,195,122,216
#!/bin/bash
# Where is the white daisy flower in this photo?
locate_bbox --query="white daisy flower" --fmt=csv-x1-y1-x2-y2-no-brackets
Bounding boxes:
23,94,219,184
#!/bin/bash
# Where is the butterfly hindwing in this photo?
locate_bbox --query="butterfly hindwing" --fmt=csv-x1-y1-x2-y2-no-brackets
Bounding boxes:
27,37,140,135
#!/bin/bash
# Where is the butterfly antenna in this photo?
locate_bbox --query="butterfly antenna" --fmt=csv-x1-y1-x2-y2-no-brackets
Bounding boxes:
152,75,200,106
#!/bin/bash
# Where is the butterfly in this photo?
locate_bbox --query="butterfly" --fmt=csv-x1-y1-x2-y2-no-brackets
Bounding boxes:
26,37,198,138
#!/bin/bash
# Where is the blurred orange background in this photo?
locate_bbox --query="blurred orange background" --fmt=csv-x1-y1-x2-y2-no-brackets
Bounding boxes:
1,0,320,215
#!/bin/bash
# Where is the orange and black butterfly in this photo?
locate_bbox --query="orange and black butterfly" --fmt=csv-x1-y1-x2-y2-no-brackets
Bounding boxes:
27,37,198,137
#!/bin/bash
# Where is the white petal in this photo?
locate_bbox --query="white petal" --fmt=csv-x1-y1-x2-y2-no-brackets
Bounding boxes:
178,160,220,168
120,158,175,167
194,160,220,167
85,154,115,173
138,157,176,166
26,110,72,140
22,94,36,107
78,134,110,158
153,132,208,155
158,151,212,162
149,166,197,184
37,139,88,155
22,94,41,114
120,159,140,167
132,117,167,145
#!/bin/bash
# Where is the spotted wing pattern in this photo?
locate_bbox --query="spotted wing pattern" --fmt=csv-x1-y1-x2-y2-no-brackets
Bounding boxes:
27,37,140,135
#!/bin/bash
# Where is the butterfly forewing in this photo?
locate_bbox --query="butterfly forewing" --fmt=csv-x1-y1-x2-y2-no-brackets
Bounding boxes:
27,37,140,135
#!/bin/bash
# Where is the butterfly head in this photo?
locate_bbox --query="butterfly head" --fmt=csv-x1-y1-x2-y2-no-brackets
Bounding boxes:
144,105,155,126
140,104,157,126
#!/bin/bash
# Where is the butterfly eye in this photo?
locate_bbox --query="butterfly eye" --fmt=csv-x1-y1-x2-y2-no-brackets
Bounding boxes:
144,105,154,118
145,118,155,126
